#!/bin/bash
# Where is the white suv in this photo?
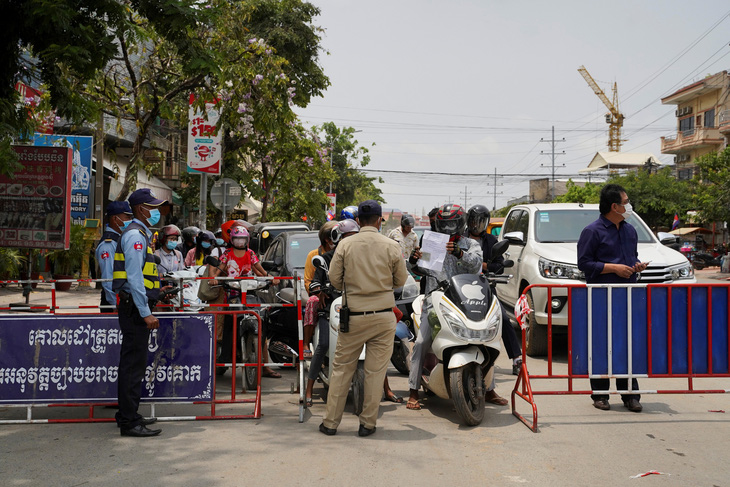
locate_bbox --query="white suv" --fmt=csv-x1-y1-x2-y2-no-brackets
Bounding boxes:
496,203,694,356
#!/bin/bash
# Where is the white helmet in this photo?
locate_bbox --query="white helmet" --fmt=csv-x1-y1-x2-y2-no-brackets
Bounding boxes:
331,219,360,244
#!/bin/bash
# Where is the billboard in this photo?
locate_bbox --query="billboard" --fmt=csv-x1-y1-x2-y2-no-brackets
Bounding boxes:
0,145,72,249
187,94,222,175
32,134,93,224
0,313,214,404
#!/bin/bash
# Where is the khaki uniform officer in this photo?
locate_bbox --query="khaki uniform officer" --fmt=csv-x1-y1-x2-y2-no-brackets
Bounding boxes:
319,200,408,437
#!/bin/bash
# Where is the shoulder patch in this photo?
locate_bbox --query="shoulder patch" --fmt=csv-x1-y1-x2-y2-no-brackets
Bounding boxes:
101,251,110,260
133,241,144,251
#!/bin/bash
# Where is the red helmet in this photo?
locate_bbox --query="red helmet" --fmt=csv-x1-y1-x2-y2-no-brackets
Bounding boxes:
435,204,466,236
161,224,181,237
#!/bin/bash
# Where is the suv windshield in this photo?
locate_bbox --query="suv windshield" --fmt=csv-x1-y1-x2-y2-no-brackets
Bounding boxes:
533,209,655,243
288,234,320,268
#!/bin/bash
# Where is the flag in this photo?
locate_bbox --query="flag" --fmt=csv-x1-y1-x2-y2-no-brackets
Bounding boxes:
326,210,335,221
672,213,679,230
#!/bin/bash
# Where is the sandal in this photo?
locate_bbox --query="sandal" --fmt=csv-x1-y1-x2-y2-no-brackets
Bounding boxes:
305,397,313,408
303,349,313,360
384,393,404,404
406,399,422,410
262,369,282,378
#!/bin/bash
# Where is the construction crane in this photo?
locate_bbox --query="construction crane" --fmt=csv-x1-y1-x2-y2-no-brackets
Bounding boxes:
578,65,625,152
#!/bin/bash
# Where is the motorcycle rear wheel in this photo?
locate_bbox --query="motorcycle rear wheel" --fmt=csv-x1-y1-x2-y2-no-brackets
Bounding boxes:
390,339,412,375
351,362,365,416
450,363,485,426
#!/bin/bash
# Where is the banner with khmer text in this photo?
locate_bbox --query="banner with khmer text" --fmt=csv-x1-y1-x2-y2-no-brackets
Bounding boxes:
0,313,214,404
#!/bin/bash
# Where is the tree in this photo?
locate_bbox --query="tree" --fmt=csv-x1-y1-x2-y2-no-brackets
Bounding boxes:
552,180,601,204
313,122,383,209
608,167,693,230
0,0,215,173
693,147,730,225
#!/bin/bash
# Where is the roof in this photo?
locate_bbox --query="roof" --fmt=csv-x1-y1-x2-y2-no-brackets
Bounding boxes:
669,227,713,235
661,71,728,105
579,152,661,173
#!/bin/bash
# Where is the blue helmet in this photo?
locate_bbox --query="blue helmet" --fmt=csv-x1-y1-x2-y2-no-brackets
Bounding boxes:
339,206,358,220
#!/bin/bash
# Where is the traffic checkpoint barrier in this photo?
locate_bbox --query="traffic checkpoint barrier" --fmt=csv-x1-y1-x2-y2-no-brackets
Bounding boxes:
511,282,730,432
0,274,307,424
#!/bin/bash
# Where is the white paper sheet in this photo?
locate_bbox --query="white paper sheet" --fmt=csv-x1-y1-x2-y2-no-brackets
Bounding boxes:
417,230,449,272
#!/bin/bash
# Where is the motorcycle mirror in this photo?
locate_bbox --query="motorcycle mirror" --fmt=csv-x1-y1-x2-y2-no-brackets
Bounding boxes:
490,239,509,261
205,256,221,267
503,259,514,268
153,255,162,265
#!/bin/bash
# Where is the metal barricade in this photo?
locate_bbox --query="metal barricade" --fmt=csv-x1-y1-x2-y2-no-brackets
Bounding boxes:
0,273,306,424
512,282,730,432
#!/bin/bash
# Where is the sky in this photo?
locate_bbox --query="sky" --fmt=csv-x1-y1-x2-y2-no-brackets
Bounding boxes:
295,1,730,216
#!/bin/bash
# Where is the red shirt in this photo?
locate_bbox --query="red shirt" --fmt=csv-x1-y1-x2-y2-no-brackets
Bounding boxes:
219,248,259,278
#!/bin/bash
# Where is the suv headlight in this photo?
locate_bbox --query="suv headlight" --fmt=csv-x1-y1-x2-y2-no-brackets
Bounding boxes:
538,257,585,281
441,306,499,342
669,262,694,280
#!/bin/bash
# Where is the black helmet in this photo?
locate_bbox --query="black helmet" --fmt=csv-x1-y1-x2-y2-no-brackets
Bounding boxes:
467,204,490,236
182,226,200,244
435,204,466,236
401,214,415,228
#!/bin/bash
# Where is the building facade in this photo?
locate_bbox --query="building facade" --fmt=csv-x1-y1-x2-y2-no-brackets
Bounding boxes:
660,70,730,180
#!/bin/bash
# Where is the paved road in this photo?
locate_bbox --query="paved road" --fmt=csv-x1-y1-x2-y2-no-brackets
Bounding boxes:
1,270,728,486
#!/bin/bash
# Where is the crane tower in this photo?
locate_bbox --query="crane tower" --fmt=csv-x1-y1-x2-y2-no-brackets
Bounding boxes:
578,66,625,152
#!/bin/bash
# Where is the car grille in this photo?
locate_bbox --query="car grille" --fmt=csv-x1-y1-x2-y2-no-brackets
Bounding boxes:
638,265,676,283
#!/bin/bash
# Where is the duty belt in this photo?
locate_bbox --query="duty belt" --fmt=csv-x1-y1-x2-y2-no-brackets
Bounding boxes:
349,308,393,316
118,290,158,309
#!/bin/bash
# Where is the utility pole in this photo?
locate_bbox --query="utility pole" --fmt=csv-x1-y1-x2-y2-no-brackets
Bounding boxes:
540,126,566,201
459,185,472,209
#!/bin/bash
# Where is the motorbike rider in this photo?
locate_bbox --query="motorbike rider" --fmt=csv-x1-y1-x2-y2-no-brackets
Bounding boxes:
406,204,483,410
185,229,215,266
154,224,185,276
388,214,418,260
339,206,358,221
209,226,281,378
305,219,360,406
465,204,519,406
176,226,199,258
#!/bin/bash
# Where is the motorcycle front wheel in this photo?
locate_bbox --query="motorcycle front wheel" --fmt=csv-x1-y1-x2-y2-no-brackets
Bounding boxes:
450,363,485,426
242,332,259,392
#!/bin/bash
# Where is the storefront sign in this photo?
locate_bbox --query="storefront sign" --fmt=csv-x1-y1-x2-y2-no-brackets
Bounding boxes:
187,94,222,175
32,134,93,224
0,145,72,249
0,313,214,404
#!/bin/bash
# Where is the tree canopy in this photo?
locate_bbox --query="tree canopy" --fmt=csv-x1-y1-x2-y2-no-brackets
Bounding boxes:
692,147,730,225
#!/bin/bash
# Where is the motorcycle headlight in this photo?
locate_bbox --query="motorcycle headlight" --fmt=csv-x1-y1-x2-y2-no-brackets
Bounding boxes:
670,262,694,280
538,257,585,281
441,306,499,342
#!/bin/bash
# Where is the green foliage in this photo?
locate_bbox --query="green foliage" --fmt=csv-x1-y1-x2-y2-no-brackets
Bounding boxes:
607,167,693,230
0,248,27,279
552,180,601,204
692,147,730,225
46,224,87,275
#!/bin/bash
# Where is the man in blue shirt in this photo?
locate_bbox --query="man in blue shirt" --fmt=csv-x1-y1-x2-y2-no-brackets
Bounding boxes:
577,184,648,413
95,201,133,310
112,188,171,437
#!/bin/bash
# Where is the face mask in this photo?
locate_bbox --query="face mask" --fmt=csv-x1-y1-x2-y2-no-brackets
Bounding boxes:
621,203,633,218
201,241,211,249
215,238,225,246
231,237,248,249
166,240,177,251
147,208,161,226
119,218,132,231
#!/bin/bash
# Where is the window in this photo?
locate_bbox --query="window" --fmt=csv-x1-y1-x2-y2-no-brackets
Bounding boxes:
679,116,694,133
678,168,693,180
704,108,715,128
502,210,522,235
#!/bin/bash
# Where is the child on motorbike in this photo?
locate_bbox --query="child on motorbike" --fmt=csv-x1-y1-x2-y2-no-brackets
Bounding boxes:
209,225,282,378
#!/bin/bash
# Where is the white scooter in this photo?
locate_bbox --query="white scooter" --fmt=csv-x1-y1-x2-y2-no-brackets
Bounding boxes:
164,265,207,312
411,239,511,426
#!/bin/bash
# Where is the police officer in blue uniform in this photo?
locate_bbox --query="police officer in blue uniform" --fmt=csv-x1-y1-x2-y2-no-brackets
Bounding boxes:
95,201,133,310
112,188,171,437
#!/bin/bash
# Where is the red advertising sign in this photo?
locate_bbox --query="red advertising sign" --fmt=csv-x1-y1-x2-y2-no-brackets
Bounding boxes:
0,146,73,249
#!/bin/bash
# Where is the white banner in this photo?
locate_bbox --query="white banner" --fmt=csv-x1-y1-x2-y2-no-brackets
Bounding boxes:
187,94,222,175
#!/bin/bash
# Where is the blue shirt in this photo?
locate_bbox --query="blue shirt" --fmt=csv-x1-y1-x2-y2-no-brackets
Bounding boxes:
118,218,153,318
95,225,120,305
577,215,640,284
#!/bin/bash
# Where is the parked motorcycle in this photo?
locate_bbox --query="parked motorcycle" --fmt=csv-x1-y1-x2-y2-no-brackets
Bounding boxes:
411,239,511,426
692,252,722,270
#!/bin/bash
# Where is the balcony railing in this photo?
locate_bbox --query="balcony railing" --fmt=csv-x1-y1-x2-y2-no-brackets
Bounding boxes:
661,127,724,154
720,109,730,133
